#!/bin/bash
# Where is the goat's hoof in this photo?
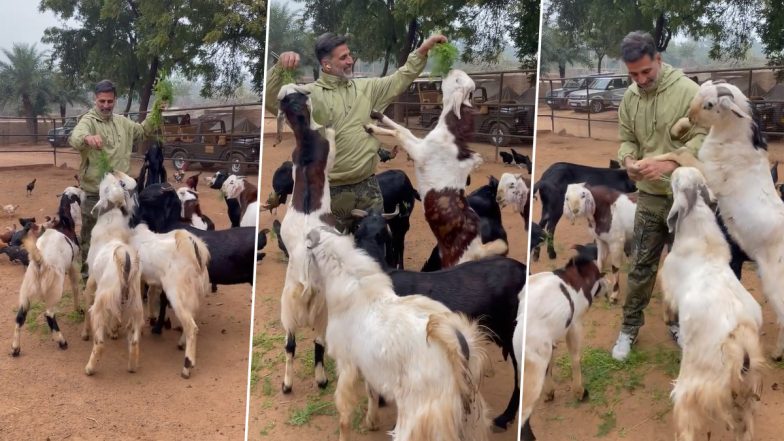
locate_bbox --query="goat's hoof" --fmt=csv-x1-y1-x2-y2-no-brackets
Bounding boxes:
491,424,508,433
362,421,380,432
370,111,383,120
548,250,557,260
544,391,555,402
317,379,329,389
282,383,292,394
148,317,157,327
165,318,172,329
81,333,89,341
579,388,589,402
11,347,20,357
151,326,163,335
84,366,95,376
181,369,191,379
363,125,374,134
211,285,218,293
177,343,185,351
772,355,783,362
128,367,137,374
58,341,68,350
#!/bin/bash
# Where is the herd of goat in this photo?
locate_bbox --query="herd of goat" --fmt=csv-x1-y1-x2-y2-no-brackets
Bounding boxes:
524,80,783,441
1,144,264,379
4,75,776,441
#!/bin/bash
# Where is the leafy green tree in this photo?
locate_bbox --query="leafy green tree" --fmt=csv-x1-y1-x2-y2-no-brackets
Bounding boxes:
0,43,54,141
540,23,592,79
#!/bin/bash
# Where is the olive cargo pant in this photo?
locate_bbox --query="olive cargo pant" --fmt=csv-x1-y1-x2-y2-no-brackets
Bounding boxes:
330,175,384,234
80,193,100,280
621,192,675,337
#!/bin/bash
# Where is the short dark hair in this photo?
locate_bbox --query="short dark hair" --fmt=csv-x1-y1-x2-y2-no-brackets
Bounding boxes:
94,80,117,96
315,33,348,64
620,31,657,63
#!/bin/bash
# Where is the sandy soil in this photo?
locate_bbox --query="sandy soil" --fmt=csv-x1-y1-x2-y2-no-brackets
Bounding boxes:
0,149,255,440
248,133,531,440
526,131,784,441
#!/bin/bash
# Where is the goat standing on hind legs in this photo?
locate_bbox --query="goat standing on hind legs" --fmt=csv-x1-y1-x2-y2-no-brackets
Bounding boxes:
364,69,507,268
660,167,764,441
275,84,337,394
11,221,81,356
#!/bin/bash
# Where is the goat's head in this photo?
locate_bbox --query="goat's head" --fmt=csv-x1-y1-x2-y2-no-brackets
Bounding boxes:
221,175,246,199
176,187,200,218
94,171,138,216
132,183,181,231
441,69,475,119
352,210,393,265
207,170,228,189
496,172,527,208
667,167,714,233
563,183,594,224
278,84,313,127
689,80,752,125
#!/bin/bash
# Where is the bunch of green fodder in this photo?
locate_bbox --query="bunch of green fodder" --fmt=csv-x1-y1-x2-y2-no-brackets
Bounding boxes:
430,42,459,78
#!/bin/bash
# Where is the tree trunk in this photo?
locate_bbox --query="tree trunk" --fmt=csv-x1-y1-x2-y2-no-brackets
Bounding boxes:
654,13,672,52
397,18,418,67
60,103,66,125
597,54,604,73
381,46,391,76
22,94,35,143
313,67,319,81
137,56,160,122
559,63,566,85
124,81,136,116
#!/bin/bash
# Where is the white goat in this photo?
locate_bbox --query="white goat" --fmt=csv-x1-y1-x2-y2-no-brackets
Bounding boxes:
496,172,529,218
81,171,143,375
305,226,489,441
660,167,764,441
11,222,81,356
521,255,608,441
654,80,784,360
563,183,636,302
276,84,337,392
364,69,506,268
221,175,258,227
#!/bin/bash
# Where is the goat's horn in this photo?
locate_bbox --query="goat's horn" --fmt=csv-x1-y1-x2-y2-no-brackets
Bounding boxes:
351,209,369,218
382,205,400,219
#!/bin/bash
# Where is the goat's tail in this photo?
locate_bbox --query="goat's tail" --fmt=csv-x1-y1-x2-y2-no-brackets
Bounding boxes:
426,312,490,441
726,321,765,405
174,231,211,295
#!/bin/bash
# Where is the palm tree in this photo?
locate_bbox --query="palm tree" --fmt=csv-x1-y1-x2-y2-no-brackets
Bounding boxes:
51,72,89,124
0,43,54,143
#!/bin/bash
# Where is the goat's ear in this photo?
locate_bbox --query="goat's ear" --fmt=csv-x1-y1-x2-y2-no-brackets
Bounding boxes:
751,118,768,150
698,183,714,206
667,186,697,233
590,279,604,298
718,95,750,119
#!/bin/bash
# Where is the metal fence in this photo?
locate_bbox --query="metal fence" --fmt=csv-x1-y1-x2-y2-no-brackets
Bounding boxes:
0,102,263,173
538,66,784,140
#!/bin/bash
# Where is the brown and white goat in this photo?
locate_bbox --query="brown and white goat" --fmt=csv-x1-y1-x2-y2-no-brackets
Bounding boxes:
11,221,81,356
176,187,214,230
221,175,258,227
661,167,764,441
563,183,637,302
364,69,507,268
81,171,143,375
521,254,608,441
306,226,490,441
276,84,337,393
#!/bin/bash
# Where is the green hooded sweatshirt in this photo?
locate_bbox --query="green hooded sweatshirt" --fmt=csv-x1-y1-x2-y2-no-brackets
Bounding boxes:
264,52,427,186
69,108,156,194
617,63,707,195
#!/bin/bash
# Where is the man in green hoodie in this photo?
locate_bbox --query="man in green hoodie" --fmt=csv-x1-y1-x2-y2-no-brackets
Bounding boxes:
265,32,446,232
69,79,157,278
611,32,706,361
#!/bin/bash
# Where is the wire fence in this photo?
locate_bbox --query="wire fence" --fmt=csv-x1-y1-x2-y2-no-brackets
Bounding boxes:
0,102,262,173
538,66,784,141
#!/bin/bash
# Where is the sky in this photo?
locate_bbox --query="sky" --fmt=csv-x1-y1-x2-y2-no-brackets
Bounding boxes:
0,1,64,52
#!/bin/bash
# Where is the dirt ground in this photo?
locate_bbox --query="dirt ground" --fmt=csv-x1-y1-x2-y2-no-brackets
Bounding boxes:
527,132,784,441
248,133,531,440
537,108,622,142
0,148,255,440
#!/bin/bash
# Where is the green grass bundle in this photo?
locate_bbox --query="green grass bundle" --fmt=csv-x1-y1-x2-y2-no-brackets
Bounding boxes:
280,69,298,85
148,76,174,130
96,149,113,177
430,42,459,78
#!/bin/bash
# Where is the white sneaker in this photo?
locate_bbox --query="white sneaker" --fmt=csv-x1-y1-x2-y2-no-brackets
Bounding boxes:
612,332,635,361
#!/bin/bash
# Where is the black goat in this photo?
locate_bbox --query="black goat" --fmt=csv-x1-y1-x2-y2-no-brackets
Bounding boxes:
500,151,514,165
137,141,167,192
533,162,636,261
355,211,527,432
376,169,419,269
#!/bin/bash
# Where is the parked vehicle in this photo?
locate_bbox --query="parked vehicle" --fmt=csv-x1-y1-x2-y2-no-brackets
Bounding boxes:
47,117,77,147
543,73,616,110
567,77,630,113
162,115,260,174
419,86,535,146
385,78,442,117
